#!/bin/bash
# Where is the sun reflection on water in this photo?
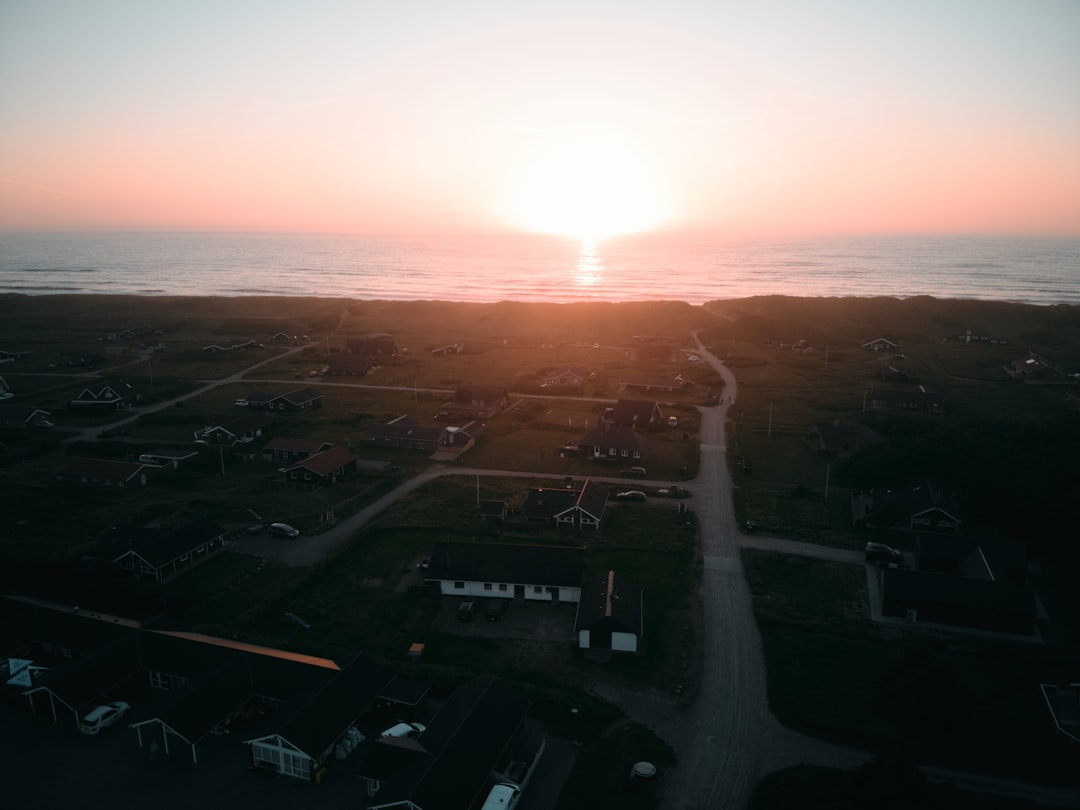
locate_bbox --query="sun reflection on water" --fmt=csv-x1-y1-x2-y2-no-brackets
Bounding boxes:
575,239,604,287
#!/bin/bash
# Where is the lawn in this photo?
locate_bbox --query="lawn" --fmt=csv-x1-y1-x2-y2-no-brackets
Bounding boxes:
742,549,1079,787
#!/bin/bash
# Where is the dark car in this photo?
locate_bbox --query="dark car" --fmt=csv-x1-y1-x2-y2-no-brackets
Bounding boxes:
486,599,508,622
620,466,647,478
865,542,904,565
457,600,477,622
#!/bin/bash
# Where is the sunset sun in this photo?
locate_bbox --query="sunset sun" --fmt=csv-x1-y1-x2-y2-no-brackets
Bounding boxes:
498,132,672,241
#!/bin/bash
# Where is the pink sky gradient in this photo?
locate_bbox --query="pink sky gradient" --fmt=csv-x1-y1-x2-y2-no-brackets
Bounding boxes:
2,1,1078,238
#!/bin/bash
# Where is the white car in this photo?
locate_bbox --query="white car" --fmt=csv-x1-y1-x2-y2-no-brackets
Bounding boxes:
79,701,130,735
268,522,299,538
380,721,426,739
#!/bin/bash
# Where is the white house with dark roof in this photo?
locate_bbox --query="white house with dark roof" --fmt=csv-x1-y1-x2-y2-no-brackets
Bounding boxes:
574,570,644,653
520,478,607,530
578,423,650,463
69,377,142,410
425,542,584,603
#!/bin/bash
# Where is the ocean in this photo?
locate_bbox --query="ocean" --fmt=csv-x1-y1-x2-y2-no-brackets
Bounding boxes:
0,231,1077,306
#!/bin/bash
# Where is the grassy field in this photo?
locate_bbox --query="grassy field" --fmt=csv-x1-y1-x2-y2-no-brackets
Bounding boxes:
3,293,1079,808
742,549,1079,787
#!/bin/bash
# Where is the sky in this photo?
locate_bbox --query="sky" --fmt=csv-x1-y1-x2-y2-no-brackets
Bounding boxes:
1,0,1078,239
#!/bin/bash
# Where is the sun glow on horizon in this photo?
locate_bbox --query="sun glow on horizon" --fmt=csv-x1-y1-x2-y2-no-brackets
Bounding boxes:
497,132,673,242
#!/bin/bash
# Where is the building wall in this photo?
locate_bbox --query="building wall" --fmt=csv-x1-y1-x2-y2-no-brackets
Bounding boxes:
437,580,580,603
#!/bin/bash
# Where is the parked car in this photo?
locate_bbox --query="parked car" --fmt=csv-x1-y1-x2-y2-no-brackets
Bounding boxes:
745,520,760,533
486,599,508,622
865,542,904,565
79,701,130,735
620,466,647,478
380,721,426,739
268,522,299,538
668,416,679,427
615,490,646,502
458,600,477,622
234,398,248,407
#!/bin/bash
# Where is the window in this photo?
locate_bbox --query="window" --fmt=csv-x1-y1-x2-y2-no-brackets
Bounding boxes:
454,581,465,589
179,553,189,562
633,450,641,459
533,586,543,594
621,449,629,457
483,583,492,591
499,584,508,592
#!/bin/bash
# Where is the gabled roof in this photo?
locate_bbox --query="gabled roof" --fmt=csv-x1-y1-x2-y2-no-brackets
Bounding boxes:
425,542,584,588
284,445,357,476
263,437,332,455
882,567,1035,620
203,412,271,436
521,488,578,521
369,679,530,810
262,654,396,758
277,387,322,406
574,571,644,635
810,420,880,453
116,519,226,569
579,424,651,455
553,479,608,523
0,405,50,426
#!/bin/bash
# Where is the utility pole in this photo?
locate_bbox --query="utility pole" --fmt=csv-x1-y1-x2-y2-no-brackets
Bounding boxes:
825,464,830,499
219,444,225,478
768,402,773,438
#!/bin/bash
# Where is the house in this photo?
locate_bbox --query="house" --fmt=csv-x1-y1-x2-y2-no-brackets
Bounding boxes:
425,542,585,603
868,388,945,416
282,445,358,487
916,535,1028,583
542,365,590,388
851,481,962,532
195,413,271,444
1039,683,1080,744
879,566,1036,636
111,519,228,583
437,385,509,420
5,596,426,773
69,377,143,410
520,478,607,530
1007,353,1070,384
617,374,691,394
362,678,543,810
202,340,261,353
244,654,399,780
574,571,644,653
862,337,898,352
326,352,374,376
804,420,881,457
262,437,334,464
0,349,33,363
0,376,11,399
56,457,151,488
608,399,663,428
136,448,199,469
578,423,650,463
364,416,452,454
0,405,51,429
246,387,322,412
346,333,398,357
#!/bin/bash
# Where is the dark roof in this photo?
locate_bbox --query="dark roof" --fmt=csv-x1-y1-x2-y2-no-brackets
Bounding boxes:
120,519,226,569
147,655,258,743
279,387,322,406
25,632,143,713
425,542,584,588
916,535,1028,582
268,654,396,758
574,571,644,636
263,437,332,454
521,488,578,521
371,679,530,810
553,479,608,523
579,424,651,455
284,445,357,476
810,420,880,453
882,567,1035,620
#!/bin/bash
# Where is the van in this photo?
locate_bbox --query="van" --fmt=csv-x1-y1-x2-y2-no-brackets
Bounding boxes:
481,783,521,810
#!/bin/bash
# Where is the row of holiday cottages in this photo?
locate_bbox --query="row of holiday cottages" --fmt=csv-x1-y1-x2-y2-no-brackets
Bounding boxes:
1,596,545,808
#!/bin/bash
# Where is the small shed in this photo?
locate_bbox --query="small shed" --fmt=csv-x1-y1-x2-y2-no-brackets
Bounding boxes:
574,571,644,653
